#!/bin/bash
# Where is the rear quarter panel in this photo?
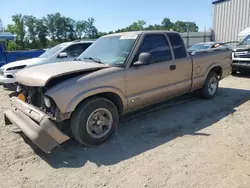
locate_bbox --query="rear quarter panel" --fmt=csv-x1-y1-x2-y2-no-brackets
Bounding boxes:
190,49,232,91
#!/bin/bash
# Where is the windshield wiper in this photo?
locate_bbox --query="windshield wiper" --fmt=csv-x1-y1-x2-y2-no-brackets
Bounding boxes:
74,58,82,61
83,57,105,64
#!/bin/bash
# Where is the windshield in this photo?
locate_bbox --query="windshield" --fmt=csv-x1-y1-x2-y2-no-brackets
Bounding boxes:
188,43,212,52
239,34,250,46
78,35,137,65
39,43,68,58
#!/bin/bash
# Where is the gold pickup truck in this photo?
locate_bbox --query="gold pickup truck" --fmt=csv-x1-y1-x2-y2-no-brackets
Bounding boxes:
4,31,232,153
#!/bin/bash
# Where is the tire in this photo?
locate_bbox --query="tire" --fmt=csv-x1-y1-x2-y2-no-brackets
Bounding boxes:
70,97,119,146
200,72,219,99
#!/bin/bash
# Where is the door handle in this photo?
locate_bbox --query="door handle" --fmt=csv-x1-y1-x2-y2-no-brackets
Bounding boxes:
170,65,176,70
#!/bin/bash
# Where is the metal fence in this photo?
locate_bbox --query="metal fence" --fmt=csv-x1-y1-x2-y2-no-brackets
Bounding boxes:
180,30,214,48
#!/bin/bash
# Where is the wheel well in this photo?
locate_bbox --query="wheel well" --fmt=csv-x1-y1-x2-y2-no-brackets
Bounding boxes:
210,66,222,78
80,92,124,114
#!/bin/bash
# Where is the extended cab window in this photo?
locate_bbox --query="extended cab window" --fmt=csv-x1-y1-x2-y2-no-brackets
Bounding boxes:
63,43,92,58
133,34,172,64
167,33,187,59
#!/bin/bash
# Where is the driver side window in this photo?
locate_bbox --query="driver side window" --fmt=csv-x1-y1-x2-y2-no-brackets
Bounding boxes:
132,34,172,64
62,43,91,58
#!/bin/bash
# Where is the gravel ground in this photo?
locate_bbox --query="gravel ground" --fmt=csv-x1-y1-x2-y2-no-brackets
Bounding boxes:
1,75,250,188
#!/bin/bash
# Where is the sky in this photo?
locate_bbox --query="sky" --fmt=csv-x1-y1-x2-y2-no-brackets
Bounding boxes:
0,0,214,32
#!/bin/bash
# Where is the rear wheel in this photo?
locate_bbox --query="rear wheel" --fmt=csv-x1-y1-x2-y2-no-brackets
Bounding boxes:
70,97,119,146
200,72,219,99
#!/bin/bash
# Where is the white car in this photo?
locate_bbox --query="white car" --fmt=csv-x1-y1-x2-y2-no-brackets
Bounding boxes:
0,40,94,89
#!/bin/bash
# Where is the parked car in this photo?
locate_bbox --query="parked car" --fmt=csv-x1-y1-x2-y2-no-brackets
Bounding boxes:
232,34,250,74
187,42,233,55
4,31,232,153
0,40,94,89
0,32,45,67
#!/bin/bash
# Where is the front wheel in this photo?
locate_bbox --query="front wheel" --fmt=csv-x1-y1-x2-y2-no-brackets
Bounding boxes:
70,97,119,146
200,72,219,99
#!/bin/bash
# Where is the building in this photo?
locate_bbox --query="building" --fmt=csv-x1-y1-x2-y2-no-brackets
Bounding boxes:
213,0,250,42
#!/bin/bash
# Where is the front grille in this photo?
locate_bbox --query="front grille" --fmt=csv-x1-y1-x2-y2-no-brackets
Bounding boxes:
234,51,250,57
234,54,250,58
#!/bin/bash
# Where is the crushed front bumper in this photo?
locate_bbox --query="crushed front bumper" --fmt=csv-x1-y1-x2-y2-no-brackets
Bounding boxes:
4,97,70,153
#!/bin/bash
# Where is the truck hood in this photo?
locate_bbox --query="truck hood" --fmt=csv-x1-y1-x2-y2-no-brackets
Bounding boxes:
1,58,46,70
16,61,109,87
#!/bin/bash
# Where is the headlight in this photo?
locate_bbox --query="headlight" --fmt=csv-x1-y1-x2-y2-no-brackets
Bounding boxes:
44,96,51,108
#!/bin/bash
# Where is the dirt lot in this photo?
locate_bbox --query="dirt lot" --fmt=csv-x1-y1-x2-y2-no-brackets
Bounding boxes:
1,75,250,188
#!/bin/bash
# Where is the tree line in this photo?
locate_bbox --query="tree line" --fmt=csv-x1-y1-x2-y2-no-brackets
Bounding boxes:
0,13,199,50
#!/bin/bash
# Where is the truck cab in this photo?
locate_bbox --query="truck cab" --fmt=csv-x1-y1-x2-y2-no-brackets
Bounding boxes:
0,32,45,68
0,32,14,67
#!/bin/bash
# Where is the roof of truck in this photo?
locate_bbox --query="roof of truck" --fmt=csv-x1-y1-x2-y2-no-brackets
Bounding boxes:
104,30,179,37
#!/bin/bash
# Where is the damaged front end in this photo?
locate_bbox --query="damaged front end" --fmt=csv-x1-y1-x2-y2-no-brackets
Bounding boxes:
4,85,70,153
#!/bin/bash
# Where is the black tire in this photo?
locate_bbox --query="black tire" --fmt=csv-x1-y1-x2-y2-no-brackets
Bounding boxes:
200,72,219,99
70,97,119,146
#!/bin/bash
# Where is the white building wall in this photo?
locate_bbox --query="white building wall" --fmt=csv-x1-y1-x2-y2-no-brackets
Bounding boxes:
213,0,250,42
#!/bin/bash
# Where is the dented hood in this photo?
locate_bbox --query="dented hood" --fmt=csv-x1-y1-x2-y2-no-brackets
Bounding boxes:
16,61,109,87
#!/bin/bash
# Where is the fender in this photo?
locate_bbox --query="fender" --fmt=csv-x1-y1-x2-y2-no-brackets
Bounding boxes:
204,62,222,79
190,62,222,92
65,86,127,113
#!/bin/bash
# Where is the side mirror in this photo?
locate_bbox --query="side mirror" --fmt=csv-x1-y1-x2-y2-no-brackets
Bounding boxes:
58,52,68,58
133,52,153,66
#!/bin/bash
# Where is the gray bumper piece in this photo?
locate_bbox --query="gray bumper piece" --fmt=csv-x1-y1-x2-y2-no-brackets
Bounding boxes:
4,97,70,153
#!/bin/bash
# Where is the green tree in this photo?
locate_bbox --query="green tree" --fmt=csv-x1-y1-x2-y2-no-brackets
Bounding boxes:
7,14,26,49
84,18,98,39
65,17,77,41
24,15,38,48
76,20,87,39
127,20,146,31
44,14,57,40
161,18,173,30
36,19,48,48
185,22,199,32
173,21,199,32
